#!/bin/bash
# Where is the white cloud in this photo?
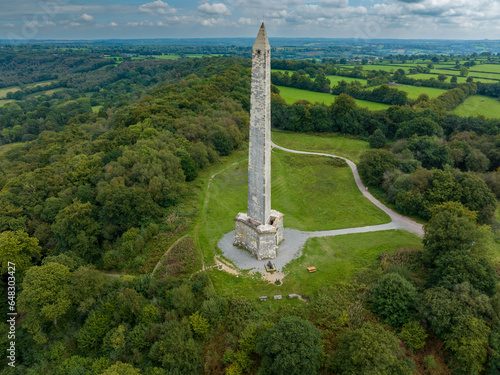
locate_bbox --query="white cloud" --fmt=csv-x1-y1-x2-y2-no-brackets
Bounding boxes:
368,0,500,37
139,0,175,15
238,17,253,25
26,21,41,28
201,18,223,26
269,18,287,25
163,15,198,24
200,17,236,27
269,10,288,18
198,3,231,15
80,13,94,22
3,0,500,39
319,0,348,8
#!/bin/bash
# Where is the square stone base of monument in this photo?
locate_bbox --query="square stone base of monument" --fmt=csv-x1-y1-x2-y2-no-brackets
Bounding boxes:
233,210,284,260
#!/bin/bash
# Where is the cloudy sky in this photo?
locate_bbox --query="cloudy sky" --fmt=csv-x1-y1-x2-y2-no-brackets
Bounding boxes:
1,0,500,40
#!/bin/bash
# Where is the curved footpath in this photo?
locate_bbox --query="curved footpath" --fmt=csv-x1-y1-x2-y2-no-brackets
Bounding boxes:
271,141,424,238
218,142,424,275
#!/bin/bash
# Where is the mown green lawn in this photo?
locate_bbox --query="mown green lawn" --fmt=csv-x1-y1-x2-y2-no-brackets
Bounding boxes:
205,149,389,238
200,140,421,299
201,148,391,267
452,95,500,119
271,130,369,164
271,149,390,231
282,230,423,297
276,85,391,111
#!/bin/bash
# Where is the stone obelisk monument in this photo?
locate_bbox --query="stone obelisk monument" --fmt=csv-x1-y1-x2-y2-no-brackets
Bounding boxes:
234,23,284,260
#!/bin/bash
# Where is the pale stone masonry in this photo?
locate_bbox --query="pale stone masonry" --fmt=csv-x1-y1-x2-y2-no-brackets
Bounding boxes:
247,23,271,224
234,23,284,260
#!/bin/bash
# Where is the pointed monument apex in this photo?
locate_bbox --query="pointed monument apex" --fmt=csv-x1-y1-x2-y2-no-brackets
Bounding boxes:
234,23,284,260
253,22,270,50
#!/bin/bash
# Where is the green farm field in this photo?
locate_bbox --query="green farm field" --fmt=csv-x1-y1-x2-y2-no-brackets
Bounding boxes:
272,131,369,164
326,75,367,85
92,105,103,113
372,83,446,99
0,87,20,99
363,64,411,73
271,69,293,75
0,142,24,156
0,80,57,99
153,55,180,59
0,100,15,107
27,88,65,98
407,73,499,83
452,95,500,119
469,64,500,74
276,85,391,111
186,54,223,58
271,69,368,86
434,69,500,81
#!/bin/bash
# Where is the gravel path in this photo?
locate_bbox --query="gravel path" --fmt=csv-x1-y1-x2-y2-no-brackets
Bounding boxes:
271,142,424,237
219,228,310,272
217,142,424,273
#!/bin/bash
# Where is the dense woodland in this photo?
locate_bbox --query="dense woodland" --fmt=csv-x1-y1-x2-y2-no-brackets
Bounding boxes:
0,46,500,374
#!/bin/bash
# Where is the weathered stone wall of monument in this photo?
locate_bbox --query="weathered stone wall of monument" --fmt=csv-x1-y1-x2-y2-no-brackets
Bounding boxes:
234,218,278,260
233,24,284,261
247,29,271,225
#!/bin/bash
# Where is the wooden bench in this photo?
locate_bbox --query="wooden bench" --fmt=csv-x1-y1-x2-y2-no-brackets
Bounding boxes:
307,267,317,273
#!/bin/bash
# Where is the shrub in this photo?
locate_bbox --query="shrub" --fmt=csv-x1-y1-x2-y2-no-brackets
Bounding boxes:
423,355,437,370
370,272,417,326
256,316,322,375
333,324,413,375
399,321,428,352
358,149,400,186
369,129,387,148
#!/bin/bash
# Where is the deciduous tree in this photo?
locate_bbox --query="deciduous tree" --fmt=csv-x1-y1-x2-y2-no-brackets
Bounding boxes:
333,324,413,375
256,316,322,375
0,230,41,275
370,272,417,326
18,262,71,336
